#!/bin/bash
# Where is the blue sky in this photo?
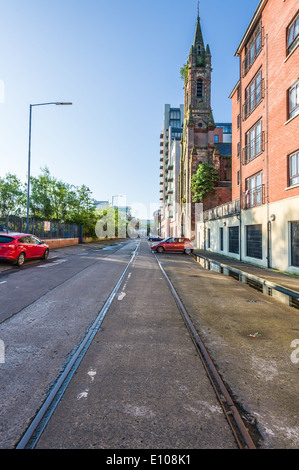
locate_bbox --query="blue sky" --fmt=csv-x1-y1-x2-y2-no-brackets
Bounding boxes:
0,0,259,219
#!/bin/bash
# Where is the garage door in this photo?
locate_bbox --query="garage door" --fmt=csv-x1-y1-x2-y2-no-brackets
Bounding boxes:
246,224,262,259
291,221,299,267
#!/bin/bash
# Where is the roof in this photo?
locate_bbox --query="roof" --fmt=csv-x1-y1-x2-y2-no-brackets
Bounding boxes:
214,143,232,157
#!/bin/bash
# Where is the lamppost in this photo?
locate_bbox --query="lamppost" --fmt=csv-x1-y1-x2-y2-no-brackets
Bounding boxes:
26,102,72,233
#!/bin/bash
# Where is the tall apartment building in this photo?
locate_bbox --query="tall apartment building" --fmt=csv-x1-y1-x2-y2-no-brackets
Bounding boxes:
159,104,184,237
198,0,299,274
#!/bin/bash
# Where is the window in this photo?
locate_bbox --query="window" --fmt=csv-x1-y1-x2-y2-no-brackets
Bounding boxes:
246,224,262,259
0,236,14,244
170,110,180,120
207,228,210,248
197,79,203,98
243,22,262,75
244,69,263,119
214,135,219,143
244,120,263,163
229,227,239,254
18,236,32,243
170,119,181,127
289,150,299,186
220,227,223,251
291,221,299,267
287,13,299,55
244,171,263,208
288,81,299,120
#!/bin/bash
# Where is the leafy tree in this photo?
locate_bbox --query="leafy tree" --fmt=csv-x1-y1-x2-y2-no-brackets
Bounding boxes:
0,173,24,217
52,179,73,221
0,167,131,239
29,167,54,219
191,163,219,203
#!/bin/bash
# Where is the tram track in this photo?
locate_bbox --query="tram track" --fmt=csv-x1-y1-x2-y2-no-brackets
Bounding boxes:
16,241,141,449
153,251,257,450
15,239,257,449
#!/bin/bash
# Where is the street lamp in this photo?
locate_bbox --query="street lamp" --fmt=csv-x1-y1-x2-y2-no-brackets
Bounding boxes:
26,102,72,233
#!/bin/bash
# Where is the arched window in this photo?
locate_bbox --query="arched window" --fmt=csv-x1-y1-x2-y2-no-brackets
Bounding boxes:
197,79,203,98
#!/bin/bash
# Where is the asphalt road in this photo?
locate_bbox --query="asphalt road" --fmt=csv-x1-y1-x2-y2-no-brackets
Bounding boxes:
0,239,137,448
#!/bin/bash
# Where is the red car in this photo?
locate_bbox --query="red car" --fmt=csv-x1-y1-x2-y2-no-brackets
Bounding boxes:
151,237,193,254
0,232,50,266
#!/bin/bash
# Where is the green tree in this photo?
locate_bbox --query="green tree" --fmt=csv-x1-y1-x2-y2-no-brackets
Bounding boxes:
191,163,219,203
68,184,96,235
30,167,54,219
51,180,73,221
0,173,24,217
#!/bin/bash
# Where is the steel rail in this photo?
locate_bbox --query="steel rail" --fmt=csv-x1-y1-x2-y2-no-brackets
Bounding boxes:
16,241,140,449
154,252,256,450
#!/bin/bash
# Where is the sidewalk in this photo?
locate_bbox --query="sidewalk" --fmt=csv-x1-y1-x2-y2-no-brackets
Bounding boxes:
192,249,299,308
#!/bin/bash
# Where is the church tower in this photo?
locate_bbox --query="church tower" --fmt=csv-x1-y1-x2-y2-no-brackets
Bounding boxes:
180,9,216,238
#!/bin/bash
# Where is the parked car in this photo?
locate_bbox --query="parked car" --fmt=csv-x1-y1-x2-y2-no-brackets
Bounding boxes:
0,232,50,266
147,235,163,242
151,237,193,254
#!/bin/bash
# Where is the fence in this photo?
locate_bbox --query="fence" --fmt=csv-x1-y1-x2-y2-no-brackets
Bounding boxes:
0,215,81,240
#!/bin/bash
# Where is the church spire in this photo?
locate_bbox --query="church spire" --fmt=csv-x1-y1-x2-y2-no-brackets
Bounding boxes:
193,4,205,52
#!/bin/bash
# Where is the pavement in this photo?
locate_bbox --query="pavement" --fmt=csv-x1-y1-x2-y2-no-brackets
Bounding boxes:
160,249,299,449
192,249,299,306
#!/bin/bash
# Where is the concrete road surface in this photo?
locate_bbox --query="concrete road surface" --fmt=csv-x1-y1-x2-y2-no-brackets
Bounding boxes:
0,238,298,449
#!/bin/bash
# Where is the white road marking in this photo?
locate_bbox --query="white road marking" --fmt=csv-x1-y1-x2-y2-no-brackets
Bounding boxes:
0,281,7,285
77,389,89,400
37,259,67,268
118,292,126,301
88,369,96,381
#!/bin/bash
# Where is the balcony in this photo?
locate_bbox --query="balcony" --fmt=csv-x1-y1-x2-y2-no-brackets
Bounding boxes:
242,132,264,164
242,79,264,120
242,184,265,209
242,27,263,77
167,172,174,182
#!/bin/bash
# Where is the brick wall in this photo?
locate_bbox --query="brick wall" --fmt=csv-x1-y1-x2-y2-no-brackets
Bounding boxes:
231,0,299,205
45,238,79,249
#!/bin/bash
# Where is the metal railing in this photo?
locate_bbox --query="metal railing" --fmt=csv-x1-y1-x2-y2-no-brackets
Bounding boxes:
242,132,264,164
203,199,240,221
242,79,264,120
0,215,80,240
242,184,265,209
